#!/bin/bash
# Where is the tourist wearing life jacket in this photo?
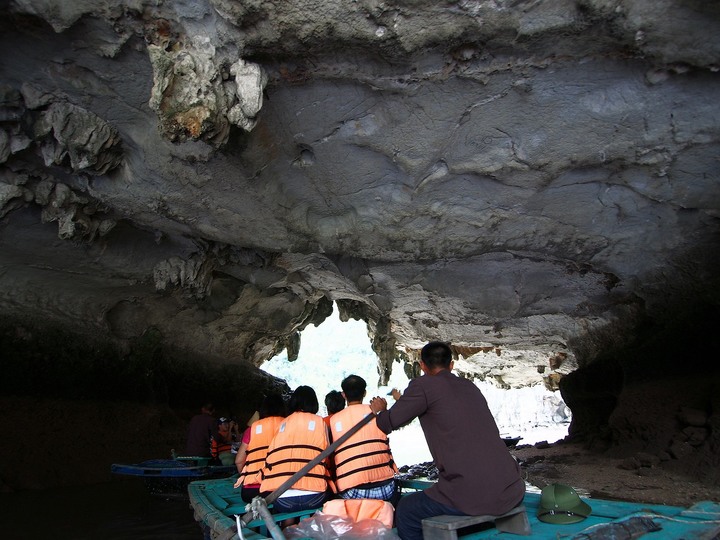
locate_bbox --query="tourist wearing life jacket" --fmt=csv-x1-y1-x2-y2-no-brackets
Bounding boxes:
330,374,399,505
259,386,334,515
211,417,238,465
234,393,287,503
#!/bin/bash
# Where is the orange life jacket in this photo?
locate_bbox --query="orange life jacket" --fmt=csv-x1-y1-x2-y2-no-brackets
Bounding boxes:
259,411,332,494
239,416,284,486
211,428,233,458
321,498,395,529
330,404,398,492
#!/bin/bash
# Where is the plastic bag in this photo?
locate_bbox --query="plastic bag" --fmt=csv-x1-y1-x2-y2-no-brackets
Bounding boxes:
572,516,661,539
283,511,401,540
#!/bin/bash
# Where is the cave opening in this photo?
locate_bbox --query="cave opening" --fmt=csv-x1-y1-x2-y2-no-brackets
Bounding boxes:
260,304,571,466
261,305,432,466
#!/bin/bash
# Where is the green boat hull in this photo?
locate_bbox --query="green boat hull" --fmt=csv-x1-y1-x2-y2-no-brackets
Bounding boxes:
188,476,720,540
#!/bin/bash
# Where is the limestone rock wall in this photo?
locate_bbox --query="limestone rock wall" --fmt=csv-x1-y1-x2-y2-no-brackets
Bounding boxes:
0,0,719,477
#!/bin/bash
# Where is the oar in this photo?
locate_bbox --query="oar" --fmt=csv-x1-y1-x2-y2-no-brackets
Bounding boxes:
240,411,377,525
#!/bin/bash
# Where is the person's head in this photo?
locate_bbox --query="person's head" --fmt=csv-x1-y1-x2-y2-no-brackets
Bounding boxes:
420,341,453,372
325,390,346,414
201,402,215,415
259,392,287,418
288,385,319,414
217,417,230,431
341,374,367,403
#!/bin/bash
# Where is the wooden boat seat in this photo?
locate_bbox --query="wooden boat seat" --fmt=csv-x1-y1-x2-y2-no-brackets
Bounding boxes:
421,504,531,539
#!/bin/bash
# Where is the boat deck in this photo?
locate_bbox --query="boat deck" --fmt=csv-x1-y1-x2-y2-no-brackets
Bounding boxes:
188,476,720,539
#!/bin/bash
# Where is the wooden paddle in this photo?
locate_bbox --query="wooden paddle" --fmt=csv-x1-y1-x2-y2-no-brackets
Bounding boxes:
240,411,377,525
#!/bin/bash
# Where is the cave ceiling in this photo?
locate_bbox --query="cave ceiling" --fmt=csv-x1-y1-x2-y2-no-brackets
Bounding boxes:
1,0,719,388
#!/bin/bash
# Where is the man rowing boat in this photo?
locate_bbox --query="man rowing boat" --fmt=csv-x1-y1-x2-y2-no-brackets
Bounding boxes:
370,341,526,540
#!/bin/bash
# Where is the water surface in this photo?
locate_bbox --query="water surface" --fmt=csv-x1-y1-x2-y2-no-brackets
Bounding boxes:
0,478,201,539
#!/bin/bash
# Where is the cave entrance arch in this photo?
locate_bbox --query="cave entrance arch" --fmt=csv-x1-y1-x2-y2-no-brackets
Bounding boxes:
261,305,431,466
261,304,569,465
262,306,410,415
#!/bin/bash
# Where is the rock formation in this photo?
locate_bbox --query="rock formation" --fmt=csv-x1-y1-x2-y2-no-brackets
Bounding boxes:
0,0,719,488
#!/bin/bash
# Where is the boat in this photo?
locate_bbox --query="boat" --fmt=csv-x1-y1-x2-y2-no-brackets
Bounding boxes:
111,456,236,498
502,436,522,448
188,476,720,539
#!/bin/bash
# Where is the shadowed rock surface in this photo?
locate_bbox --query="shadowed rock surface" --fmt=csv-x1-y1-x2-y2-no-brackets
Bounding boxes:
0,0,718,490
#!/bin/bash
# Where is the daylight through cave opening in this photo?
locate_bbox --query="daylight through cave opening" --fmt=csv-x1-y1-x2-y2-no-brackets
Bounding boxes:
260,304,571,466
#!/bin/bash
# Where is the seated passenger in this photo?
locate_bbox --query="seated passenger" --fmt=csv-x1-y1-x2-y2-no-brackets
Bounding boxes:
211,417,237,466
323,390,346,429
259,386,334,517
330,375,399,505
234,393,287,503
369,341,526,540
185,402,218,458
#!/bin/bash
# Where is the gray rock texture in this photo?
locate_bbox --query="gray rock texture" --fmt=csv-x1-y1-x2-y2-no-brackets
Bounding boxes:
1,0,719,478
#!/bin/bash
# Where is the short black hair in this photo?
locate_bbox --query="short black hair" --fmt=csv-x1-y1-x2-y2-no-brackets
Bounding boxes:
288,385,319,414
259,392,287,418
201,402,215,413
324,390,345,414
420,341,453,369
341,375,367,402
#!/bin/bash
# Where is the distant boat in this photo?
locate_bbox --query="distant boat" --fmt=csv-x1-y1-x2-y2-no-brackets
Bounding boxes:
111,457,236,498
502,436,522,447
188,476,720,539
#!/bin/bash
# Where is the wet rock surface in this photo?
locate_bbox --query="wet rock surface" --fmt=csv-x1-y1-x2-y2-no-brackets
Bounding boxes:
396,462,439,483
512,440,720,508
